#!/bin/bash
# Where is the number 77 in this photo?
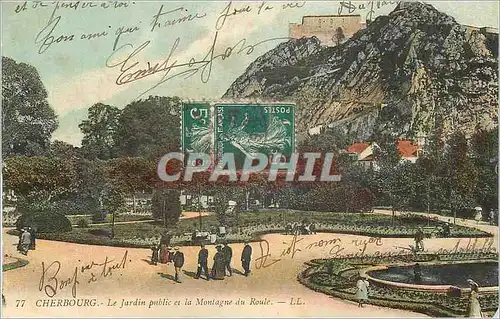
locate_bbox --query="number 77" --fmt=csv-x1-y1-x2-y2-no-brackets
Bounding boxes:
15,299,25,307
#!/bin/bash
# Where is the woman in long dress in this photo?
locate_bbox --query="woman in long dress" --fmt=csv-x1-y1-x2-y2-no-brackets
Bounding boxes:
467,279,483,318
159,233,171,264
211,245,225,280
355,275,370,307
475,209,483,224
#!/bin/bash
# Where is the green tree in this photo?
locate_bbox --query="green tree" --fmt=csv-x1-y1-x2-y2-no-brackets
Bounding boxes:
3,156,74,205
101,183,126,238
114,96,181,159
79,103,121,160
414,132,448,217
374,136,418,222
2,57,58,158
47,140,81,159
107,157,157,214
471,129,497,211
152,188,181,228
298,126,352,154
443,132,478,223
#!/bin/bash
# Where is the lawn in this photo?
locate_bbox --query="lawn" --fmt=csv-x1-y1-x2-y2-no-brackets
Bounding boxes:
20,210,491,248
65,214,153,225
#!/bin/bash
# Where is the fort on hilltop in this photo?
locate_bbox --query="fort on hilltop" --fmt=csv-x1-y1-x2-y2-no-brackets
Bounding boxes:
290,15,499,53
289,15,367,47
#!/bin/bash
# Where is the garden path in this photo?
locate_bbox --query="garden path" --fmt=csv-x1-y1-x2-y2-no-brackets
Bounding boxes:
2,209,497,318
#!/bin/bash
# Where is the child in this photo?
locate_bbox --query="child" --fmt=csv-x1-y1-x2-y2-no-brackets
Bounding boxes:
151,245,159,265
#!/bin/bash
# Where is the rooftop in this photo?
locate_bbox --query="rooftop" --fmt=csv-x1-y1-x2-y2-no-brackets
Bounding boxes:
347,142,370,154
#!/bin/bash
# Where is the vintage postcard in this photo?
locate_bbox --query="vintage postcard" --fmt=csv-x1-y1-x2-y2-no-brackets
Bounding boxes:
1,0,499,318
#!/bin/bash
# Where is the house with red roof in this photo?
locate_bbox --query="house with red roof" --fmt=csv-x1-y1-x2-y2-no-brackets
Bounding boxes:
396,140,420,163
345,140,421,169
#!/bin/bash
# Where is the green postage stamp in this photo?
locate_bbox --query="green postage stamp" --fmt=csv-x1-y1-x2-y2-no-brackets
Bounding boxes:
182,102,296,168
214,104,295,168
181,103,212,154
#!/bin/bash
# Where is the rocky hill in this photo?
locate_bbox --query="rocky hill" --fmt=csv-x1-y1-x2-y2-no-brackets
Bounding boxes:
223,2,498,140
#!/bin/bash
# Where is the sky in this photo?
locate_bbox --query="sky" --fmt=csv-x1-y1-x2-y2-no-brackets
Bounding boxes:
2,0,499,146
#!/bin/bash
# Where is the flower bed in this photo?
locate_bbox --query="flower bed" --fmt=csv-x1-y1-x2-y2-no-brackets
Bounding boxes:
3,257,29,272
299,252,499,317
8,210,491,248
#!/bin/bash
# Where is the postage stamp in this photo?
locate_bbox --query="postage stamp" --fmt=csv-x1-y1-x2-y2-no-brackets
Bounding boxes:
182,102,213,154
1,0,499,318
214,103,295,168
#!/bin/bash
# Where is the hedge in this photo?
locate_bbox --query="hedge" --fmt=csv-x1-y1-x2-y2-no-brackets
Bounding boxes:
16,211,72,233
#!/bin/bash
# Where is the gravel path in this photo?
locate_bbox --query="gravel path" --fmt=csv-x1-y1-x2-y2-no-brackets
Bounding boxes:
2,209,496,318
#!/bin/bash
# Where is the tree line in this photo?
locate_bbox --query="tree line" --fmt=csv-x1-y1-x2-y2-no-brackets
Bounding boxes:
2,56,498,233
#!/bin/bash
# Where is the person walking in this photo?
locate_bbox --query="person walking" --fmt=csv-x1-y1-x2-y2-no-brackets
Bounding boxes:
211,245,225,280
195,244,209,280
355,275,370,308
489,209,495,225
20,228,31,255
28,227,36,250
474,208,483,224
241,241,252,276
173,247,184,283
222,242,233,276
16,229,23,252
467,279,483,318
150,245,159,265
414,227,425,252
159,233,171,264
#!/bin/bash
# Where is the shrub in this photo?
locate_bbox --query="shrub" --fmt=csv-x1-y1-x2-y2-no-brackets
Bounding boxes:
77,218,89,228
52,196,100,215
92,210,107,223
16,211,72,233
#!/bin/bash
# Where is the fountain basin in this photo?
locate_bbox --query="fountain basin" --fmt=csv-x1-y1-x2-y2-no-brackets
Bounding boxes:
363,260,498,293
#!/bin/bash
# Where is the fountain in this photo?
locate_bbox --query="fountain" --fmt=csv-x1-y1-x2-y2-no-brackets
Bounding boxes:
365,261,498,291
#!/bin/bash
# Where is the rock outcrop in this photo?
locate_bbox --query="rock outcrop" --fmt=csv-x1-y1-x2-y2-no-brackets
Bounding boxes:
223,2,498,140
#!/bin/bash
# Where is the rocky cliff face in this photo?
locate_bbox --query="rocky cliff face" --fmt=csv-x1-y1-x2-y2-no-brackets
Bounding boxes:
223,2,498,140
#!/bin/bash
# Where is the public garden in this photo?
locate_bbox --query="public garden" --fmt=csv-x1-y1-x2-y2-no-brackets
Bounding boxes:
2,59,498,317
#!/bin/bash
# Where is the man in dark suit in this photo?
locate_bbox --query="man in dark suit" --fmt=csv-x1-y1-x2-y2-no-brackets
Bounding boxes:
222,242,233,276
28,226,36,250
241,241,252,276
195,243,209,280
173,247,185,283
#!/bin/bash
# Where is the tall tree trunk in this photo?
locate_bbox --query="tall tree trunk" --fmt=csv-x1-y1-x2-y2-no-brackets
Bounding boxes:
198,189,202,231
392,207,395,226
132,192,136,215
111,211,115,239
162,193,167,228
427,179,431,227
245,190,250,211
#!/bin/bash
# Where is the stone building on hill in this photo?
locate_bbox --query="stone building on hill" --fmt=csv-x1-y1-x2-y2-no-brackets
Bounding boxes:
289,15,366,46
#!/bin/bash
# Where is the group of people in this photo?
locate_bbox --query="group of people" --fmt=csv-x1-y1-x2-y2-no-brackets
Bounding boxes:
151,241,252,283
17,226,36,255
285,222,316,235
475,208,498,225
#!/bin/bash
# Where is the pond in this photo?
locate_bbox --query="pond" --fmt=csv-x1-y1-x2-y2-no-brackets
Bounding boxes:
368,262,498,288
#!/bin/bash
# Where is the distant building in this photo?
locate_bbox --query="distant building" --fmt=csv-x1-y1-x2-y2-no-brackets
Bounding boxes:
289,15,366,46
180,194,214,210
346,142,380,170
396,140,419,163
124,192,152,216
345,139,421,169
462,25,498,56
